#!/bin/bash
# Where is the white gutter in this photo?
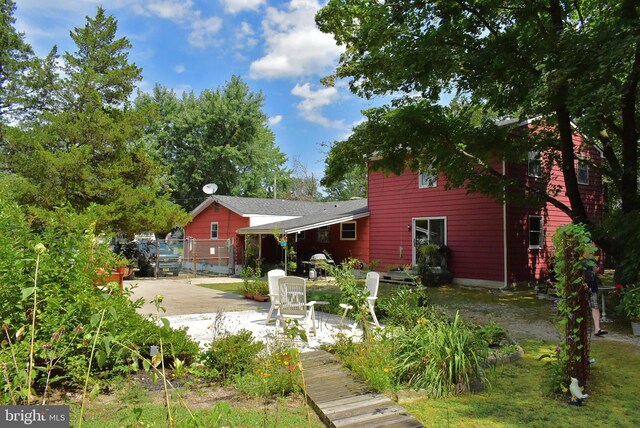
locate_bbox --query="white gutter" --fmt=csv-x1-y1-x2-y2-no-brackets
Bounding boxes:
502,159,508,289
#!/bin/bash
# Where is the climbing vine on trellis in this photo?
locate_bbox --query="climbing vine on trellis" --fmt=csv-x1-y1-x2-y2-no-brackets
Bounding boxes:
551,224,596,392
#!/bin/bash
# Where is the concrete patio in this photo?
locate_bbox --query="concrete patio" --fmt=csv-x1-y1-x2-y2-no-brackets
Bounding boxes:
126,276,357,351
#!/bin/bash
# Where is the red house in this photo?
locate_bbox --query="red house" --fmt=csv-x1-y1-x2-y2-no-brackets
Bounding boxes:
184,121,603,287
184,195,370,274
368,120,603,288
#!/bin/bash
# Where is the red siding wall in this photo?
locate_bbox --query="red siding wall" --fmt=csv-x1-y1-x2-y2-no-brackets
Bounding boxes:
368,130,603,285
368,169,505,282
184,203,249,240
506,132,603,282
184,202,370,270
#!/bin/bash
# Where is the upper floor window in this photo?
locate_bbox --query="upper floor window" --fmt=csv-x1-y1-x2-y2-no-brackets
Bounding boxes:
210,222,219,239
529,216,543,249
340,222,357,240
528,151,542,178
419,171,438,188
577,157,589,185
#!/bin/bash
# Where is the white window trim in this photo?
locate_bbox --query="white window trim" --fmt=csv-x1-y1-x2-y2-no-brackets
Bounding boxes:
577,157,589,185
529,215,543,249
528,151,543,178
411,216,447,266
340,222,357,240
210,222,219,239
418,171,438,188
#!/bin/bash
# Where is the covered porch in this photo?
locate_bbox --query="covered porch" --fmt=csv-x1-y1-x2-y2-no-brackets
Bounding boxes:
236,208,370,275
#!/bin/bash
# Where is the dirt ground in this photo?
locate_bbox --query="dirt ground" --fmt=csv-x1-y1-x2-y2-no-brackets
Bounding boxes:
126,276,269,317
430,286,640,347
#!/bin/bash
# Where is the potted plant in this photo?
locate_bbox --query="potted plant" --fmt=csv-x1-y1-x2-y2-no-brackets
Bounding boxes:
253,280,270,302
240,266,258,298
620,285,640,335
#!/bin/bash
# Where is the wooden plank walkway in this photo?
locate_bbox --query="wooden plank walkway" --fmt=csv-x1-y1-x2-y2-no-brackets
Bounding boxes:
301,350,424,428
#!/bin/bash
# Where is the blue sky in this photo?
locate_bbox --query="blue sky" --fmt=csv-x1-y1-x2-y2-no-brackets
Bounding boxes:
14,0,383,184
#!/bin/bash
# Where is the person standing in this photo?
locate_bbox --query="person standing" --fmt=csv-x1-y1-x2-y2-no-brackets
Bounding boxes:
584,259,608,337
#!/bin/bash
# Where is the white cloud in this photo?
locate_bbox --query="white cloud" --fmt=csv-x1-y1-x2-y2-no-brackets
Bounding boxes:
174,65,186,73
291,83,346,129
188,16,223,48
249,0,342,79
131,0,223,48
237,21,254,37
268,115,283,126
145,0,194,19
221,0,266,14
234,21,257,49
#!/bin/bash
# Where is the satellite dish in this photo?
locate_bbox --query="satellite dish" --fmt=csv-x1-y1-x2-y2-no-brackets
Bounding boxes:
202,183,218,195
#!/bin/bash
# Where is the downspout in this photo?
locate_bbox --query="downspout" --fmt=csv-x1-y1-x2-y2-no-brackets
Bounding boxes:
503,159,508,289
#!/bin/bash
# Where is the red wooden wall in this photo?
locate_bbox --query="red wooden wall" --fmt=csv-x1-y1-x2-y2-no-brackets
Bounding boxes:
506,132,603,282
184,202,249,240
368,169,505,283
367,127,603,285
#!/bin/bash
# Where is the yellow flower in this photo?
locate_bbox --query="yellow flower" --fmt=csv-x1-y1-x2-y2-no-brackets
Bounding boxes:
383,367,390,373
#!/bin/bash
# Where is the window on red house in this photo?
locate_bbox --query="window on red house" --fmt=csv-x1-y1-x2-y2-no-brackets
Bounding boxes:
419,171,438,188
210,222,218,239
340,222,356,240
317,226,329,243
528,151,543,178
577,156,589,185
529,216,543,249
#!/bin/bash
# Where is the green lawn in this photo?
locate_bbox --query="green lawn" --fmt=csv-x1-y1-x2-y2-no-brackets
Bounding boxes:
196,282,244,294
404,339,640,428
193,278,640,427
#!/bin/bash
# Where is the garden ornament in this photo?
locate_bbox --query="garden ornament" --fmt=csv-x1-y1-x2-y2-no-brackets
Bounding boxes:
569,377,589,405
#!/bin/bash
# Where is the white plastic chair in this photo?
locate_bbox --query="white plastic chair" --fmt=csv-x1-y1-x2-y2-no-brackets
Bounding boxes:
275,276,317,337
265,269,286,324
340,271,380,328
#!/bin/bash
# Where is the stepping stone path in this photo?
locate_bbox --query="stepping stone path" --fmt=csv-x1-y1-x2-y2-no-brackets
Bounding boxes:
301,350,423,428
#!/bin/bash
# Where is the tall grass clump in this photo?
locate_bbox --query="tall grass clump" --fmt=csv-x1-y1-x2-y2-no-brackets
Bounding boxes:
332,277,489,398
393,312,487,397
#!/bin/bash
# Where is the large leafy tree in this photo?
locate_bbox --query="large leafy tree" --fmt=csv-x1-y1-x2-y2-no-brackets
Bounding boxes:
0,0,58,123
136,77,289,210
317,0,640,282
322,161,367,201
1,7,189,235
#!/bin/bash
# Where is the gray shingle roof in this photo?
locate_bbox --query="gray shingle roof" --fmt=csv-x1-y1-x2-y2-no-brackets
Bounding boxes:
191,195,367,218
236,201,369,234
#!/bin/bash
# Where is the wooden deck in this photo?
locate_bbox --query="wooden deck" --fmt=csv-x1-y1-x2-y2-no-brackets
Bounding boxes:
381,271,415,285
301,350,423,428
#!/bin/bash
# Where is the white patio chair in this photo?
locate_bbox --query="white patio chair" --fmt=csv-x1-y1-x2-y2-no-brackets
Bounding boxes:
275,276,317,337
265,269,286,324
340,271,380,328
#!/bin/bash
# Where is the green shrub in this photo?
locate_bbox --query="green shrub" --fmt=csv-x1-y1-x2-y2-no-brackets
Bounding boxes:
236,345,302,398
377,285,432,328
200,330,263,382
475,321,508,347
329,332,395,393
393,312,487,397
0,198,199,403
